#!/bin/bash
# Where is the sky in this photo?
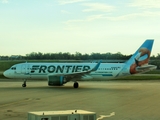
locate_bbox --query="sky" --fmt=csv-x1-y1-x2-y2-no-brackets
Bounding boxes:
0,0,160,56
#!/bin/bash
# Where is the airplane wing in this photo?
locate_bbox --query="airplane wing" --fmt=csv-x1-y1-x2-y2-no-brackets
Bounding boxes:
48,60,101,79
47,61,101,88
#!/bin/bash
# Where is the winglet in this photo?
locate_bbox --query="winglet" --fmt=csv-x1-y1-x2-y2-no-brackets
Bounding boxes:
91,60,101,71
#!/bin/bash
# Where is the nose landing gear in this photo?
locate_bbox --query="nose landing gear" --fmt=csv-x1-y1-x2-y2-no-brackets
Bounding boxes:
22,80,27,87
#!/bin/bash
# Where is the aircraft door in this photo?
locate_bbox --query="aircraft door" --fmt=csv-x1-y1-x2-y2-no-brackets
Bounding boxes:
15,64,21,73
21,64,30,74
21,64,26,73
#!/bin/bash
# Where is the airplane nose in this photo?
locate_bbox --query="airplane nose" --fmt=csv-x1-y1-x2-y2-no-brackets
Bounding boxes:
3,70,9,78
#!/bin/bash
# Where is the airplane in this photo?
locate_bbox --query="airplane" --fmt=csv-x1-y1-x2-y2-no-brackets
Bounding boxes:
3,39,157,88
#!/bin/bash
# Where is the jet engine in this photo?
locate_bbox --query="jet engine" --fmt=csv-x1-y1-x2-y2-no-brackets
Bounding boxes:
48,76,66,86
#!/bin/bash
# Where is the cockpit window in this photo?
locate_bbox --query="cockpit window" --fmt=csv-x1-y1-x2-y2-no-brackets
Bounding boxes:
11,67,16,70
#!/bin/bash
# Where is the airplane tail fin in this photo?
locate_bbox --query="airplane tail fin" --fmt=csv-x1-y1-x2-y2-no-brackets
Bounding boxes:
118,39,156,76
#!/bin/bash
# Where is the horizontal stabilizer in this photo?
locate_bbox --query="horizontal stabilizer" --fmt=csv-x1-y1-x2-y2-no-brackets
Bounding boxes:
136,65,157,72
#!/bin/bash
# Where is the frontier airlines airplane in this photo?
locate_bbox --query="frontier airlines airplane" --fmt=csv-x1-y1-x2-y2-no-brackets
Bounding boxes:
3,40,156,88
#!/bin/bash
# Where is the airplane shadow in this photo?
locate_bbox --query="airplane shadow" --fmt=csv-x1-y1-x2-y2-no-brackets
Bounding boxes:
0,80,137,92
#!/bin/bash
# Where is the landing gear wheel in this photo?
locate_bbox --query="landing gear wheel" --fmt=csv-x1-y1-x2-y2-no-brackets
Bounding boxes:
74,82,79,88
22,80,27,87
22,84,26,87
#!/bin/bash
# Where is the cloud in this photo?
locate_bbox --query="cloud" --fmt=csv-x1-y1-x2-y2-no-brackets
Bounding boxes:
58,0,87,5
64,14,107,25
86,14,106,21
82,3,115,12
64,19,84,25
106,11,160,21
61,10,71,14
1,0,9,4
64,11,160,27
129,0,160,9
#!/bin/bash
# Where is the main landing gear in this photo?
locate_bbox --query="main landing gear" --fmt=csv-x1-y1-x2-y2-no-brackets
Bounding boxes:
73,82,79,88
22,80,27,87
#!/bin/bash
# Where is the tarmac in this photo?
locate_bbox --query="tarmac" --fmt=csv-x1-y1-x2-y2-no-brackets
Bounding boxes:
0,79,160,120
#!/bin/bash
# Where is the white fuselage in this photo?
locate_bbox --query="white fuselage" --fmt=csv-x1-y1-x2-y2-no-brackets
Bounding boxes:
3,62,127,80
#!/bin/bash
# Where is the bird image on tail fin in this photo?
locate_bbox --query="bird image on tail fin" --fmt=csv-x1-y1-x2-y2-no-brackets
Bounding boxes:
122,40,156,75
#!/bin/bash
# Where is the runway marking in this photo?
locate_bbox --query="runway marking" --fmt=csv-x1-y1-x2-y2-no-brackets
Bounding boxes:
97,112,115,120
0,98,33,108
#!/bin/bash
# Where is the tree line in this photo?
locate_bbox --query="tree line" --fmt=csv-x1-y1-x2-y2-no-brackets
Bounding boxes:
1,52,132,60
1,52,160,60
26,52,133,60
1,52,160,69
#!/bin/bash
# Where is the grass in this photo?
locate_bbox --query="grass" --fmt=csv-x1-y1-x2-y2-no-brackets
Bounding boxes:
114,75,160,80
0,60,25,71
144,70,160,74
0,73,6,79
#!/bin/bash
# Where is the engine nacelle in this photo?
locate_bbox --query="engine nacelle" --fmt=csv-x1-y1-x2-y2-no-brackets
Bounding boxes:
48,76,65,86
